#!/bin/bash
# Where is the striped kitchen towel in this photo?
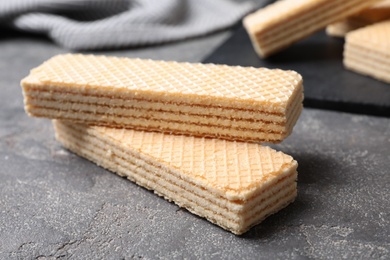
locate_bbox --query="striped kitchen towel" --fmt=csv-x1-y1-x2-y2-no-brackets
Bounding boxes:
0,0,257,50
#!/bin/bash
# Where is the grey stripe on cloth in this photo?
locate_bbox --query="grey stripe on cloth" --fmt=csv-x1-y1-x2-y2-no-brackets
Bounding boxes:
0,0,257,50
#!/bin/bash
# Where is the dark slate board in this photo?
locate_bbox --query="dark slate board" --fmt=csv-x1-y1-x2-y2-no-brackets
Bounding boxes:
203,26,390,117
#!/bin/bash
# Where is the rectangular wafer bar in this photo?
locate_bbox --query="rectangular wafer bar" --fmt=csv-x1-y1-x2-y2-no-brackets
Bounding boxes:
327,0,390,37
53,120,298,235
21,54,303,143
344,20,390,83
243,0,379,58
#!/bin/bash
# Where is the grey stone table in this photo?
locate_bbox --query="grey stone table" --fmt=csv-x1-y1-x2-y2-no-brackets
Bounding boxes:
1,31,389,259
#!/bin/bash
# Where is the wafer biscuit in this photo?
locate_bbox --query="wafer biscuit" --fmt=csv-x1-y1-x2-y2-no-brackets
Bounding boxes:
327,0,390,37
21,54,303,143
243,0,379,58
344,20,390,83
53,120,298,235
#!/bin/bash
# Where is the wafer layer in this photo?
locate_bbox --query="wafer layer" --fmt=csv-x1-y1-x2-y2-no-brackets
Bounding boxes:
243,0,379,58
53,120,298,235
327,0,390,37
344,21,390,83
21,54,303,143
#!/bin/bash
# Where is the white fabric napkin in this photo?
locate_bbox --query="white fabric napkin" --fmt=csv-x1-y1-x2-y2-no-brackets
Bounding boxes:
0,0,257,50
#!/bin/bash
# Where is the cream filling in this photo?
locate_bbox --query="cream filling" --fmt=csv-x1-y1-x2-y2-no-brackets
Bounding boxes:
31,103,302,142
23,88,303,122
25,96,303,133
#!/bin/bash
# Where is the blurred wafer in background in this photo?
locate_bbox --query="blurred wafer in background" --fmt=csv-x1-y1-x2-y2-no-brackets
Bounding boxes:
243,0,380,58
327,0,390,37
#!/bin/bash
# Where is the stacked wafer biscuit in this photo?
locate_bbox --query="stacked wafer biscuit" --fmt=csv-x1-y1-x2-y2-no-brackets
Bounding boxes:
21,54,303,143
243,0,379,58
344,21,390,84
54,121,298,235
327,0,390,38
339,1,390,83
21,54,303,234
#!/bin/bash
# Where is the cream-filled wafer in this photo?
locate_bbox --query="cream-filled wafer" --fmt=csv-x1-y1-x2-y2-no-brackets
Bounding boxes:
327,0,390,37
243,0,379,58
344,20,390,83
21,54,303,143
53,120,298,235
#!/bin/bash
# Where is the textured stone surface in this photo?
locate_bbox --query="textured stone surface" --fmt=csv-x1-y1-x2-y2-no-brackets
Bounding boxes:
1,30,390,259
